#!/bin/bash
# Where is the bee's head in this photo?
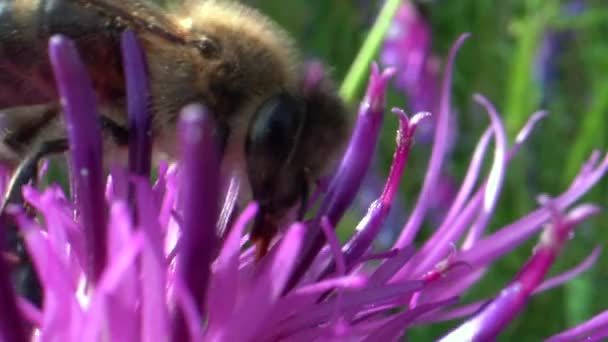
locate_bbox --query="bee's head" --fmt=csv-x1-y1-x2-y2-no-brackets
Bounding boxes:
245,62,351,255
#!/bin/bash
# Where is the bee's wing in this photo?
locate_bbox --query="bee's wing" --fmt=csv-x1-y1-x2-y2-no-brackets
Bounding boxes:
76,0,190,43
0,104,62,165
0,0,188,109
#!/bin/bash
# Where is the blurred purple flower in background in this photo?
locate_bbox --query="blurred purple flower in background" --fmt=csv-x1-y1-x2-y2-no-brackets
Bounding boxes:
0,26,606,342
381,2,433,111
380,1,450,144
381,4,436,175
374,2,458,243
534,0,586,107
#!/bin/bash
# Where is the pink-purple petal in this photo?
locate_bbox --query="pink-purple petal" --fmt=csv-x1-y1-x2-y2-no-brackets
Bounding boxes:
419,247,600,324
546,310,608,342
133,179,169,341
442,128,492,228
534,246,601,293
223,224,305,340
48,35,107,283
440,203,600,340
462,94,508,247
206,203,258,333
277,281,424,335
455,153,608,270
287,64,394,292
121,30,152,177
363,297,459,341
396,33,470,247
176,104,220,314
340,110,428,272
81,230,144,341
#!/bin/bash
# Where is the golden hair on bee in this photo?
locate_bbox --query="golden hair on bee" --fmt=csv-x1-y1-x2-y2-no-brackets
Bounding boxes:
184,0,300,86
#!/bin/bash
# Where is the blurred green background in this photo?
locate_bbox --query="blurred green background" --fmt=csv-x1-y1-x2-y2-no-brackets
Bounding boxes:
242,0,607,340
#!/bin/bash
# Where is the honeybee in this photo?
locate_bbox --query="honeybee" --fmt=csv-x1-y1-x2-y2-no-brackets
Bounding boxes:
0,0,350,285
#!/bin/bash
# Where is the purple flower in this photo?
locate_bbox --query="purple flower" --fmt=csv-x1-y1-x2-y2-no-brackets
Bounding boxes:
380,2,448,144
534,0,586,107
0,30,606,341
381,2,433,112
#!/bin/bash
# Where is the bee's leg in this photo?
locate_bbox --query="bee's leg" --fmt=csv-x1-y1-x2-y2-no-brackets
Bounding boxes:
0,105,129,307
1,138,68,307
1,139,69,210
0,111,129,210
0,104,130,209
0,104,64,305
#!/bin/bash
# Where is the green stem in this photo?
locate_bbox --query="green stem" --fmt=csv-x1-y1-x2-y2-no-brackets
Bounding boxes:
339,0,403,105
503,1,554,219
504,16,543,137
564,80,608,185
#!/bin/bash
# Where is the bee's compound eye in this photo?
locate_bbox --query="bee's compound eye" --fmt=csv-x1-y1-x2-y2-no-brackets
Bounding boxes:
246,94,305,164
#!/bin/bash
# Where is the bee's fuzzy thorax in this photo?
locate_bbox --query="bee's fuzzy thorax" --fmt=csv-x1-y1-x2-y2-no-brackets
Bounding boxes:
185,0,300,93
